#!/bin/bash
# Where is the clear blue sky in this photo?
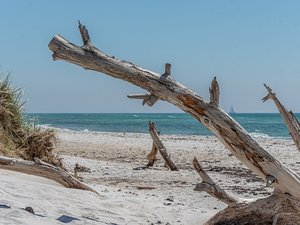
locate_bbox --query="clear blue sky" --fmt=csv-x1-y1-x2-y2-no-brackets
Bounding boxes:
1,0,300,113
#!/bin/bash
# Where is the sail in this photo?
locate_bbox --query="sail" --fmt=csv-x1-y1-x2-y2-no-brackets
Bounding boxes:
229,106,236,114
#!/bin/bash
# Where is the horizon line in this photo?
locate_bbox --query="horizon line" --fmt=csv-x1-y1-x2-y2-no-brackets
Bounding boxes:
24,112,292,114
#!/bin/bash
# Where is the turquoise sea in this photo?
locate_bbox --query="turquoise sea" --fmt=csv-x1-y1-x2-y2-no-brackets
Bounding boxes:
25,113,298,138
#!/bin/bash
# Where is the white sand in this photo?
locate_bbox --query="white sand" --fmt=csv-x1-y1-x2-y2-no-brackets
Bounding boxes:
0,129,299,224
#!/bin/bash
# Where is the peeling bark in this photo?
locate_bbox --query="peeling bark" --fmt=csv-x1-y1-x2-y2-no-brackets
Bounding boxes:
263,84,300,151
0,156,98,194
148,122,178,171
48,22,300,224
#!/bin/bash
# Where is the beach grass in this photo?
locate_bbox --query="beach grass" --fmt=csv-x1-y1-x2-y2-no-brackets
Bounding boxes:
0,74,62,167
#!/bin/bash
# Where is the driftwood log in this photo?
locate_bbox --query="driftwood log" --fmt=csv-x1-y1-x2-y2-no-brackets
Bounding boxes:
193,157,239,206
0,156,98,194
148,122,178,171
263,84,300,151
48,22,300,224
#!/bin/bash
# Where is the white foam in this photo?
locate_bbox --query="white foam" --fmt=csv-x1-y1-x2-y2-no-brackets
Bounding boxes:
250,132,271,139
168,115,176,118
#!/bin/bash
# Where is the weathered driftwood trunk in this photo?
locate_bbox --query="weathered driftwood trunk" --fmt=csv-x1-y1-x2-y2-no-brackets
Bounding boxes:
263,84,300,151
48,22,300,224
148,122,178,171
0,156,98,194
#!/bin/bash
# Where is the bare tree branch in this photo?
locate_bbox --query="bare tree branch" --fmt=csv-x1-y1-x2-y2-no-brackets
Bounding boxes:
193,157,239,206
263,84,300,151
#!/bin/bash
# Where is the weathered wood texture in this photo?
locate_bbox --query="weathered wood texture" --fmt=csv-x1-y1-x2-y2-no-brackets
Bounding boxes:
148,122,178,171
48,23,300,198
205,193,300,225
0,156,98,194
263,84,300,151
193,157,238,206
48,22,300,224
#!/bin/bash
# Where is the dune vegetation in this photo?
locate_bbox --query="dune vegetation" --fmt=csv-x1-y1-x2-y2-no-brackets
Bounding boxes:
0,74,62,167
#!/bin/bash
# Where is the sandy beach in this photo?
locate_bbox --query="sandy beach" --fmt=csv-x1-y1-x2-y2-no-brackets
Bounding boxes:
1,129,299,224
2,1,300,224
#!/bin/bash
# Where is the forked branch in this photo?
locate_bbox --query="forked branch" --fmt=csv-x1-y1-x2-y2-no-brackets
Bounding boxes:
78,20,91,45
127,63,171,106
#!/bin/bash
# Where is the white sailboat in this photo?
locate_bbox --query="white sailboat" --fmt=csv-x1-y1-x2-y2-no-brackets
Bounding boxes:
229,106,236,114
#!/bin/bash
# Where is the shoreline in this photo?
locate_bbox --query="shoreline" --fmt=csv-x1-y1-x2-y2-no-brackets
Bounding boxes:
44,125,291,140
28,112,297,138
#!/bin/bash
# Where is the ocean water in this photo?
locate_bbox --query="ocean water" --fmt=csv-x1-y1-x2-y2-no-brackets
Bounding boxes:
25,113,299,138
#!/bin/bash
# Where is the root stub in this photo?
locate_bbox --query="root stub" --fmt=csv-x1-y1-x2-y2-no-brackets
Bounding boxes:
206,195,300,225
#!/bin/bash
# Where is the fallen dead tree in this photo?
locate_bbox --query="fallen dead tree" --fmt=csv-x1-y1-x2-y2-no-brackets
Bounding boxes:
48,22,300,224
0,156,98,194
263,84,300,151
